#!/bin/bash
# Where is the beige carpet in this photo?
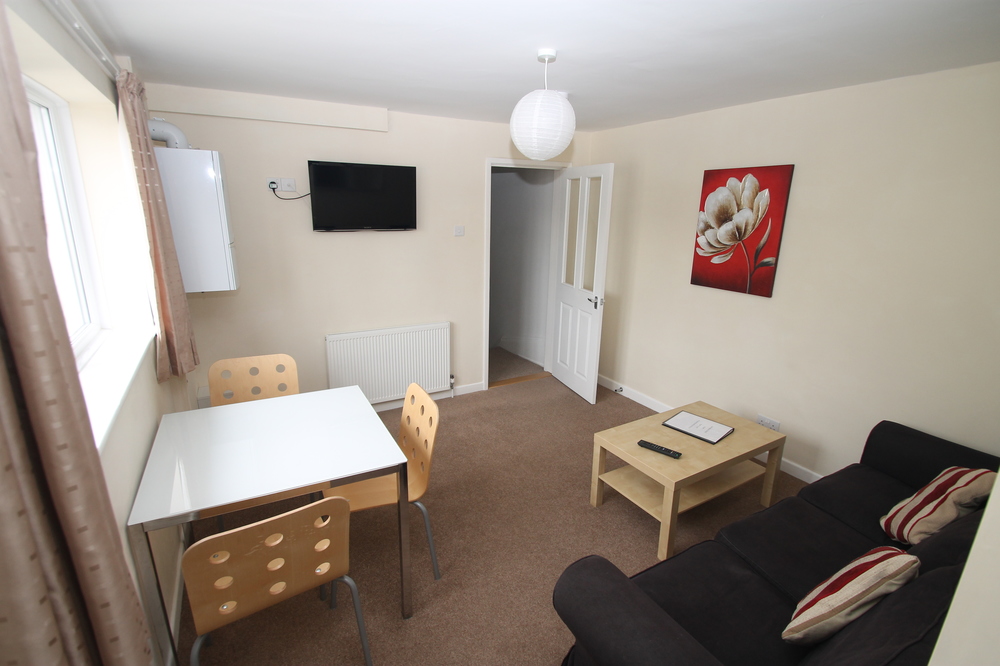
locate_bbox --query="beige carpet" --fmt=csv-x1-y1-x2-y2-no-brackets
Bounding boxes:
177,377,805,665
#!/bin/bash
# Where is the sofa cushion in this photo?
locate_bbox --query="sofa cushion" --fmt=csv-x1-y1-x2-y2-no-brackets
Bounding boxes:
716,497,879,601
906,509,982,572
632,540,808,666
798,464,915,544
782,546,920,645
553,555,723,666
560,645,597,666
880,467,996,545
798,564,961,666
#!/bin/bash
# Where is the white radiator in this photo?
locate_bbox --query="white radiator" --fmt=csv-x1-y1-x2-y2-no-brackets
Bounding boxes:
325,322,451,404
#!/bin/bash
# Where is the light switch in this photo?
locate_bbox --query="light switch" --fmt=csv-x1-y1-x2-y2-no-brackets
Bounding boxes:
454,225,465,237
279,178,296,192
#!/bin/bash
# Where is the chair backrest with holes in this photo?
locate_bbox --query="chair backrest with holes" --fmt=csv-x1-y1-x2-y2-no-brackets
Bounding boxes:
208,354,299,406
399,383,439,501
182,496,349,636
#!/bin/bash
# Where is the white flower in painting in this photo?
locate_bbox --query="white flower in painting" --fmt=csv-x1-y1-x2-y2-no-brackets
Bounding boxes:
696,174,770,263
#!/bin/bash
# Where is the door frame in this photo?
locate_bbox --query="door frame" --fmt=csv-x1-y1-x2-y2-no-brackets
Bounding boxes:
482,157,569,391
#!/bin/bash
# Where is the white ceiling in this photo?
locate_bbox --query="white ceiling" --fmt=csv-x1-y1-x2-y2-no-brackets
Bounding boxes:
74,0,1000,131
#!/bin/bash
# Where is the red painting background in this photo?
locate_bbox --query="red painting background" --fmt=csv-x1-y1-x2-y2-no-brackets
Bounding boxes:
690,164,794,297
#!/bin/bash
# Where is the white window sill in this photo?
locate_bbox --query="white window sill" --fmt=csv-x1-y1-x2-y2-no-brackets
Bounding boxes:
78,326,157,451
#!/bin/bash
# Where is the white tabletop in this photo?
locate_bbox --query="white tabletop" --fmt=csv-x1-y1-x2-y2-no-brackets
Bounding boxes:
128,386,404,527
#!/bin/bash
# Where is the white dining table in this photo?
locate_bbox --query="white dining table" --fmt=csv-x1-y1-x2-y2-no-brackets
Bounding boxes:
127,385,410,664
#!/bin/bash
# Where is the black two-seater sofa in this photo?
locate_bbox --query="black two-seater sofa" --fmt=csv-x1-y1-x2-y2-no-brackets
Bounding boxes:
553,421,998,666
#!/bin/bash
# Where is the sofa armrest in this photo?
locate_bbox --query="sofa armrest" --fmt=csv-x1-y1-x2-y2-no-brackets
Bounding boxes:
861,421,999,490
553,555,723,666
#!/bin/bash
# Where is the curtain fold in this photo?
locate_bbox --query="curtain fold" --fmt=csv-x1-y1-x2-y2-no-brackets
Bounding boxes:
0,3,152,664
116,70,198,382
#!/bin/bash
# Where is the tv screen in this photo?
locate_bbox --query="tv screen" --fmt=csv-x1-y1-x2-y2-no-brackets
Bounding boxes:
308,160,416,231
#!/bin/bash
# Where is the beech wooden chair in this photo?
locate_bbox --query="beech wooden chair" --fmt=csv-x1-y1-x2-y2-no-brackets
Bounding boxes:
182,496,373,666
324,382,442,579
202,353,327,525
208,353,299,406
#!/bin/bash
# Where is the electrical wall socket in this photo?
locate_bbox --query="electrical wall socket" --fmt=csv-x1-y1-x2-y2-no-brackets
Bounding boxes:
266,178,297,192
757,414,780,431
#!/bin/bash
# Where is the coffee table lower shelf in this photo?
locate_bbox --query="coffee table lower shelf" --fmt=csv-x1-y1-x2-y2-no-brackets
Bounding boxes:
599,460,765,521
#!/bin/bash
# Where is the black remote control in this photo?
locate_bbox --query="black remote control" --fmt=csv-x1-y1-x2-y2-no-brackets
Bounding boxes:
638,439,681,458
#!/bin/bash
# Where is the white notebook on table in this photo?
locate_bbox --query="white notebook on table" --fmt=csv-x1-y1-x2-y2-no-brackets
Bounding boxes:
662,411,734,444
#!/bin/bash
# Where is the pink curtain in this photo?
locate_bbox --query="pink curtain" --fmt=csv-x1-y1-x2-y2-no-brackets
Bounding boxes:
0,3,152,663
116,70,199,382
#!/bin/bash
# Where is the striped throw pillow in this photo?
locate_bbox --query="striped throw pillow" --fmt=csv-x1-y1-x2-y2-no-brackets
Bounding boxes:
782,546,920,645
880,467,996,545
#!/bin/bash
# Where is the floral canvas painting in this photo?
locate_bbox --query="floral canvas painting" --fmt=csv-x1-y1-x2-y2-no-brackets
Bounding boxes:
691,164,794,297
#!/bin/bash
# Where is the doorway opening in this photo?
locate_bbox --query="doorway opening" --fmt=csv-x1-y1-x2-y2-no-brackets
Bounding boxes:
487,165,557,388
483,159,615,401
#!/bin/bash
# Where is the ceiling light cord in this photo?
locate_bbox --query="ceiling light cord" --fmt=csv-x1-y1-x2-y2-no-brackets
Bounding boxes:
544,59,549,90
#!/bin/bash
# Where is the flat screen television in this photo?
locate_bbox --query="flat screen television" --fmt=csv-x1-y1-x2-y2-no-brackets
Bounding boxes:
308,160,416,231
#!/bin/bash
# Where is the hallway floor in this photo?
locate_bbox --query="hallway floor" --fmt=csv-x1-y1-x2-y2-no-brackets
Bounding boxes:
487,347,547,387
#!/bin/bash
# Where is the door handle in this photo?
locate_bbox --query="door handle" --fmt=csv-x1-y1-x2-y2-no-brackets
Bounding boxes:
587,296,599,310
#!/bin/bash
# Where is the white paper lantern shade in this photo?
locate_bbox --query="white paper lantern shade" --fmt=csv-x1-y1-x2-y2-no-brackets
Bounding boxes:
510,89,576,161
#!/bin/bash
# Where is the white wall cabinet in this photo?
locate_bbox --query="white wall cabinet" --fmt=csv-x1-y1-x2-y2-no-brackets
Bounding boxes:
155,147,238,292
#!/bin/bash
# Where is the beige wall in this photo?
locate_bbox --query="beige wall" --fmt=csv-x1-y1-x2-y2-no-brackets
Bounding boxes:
150,64,1000,478
591,62,1000,478
99,343,188,632
145,86,591,401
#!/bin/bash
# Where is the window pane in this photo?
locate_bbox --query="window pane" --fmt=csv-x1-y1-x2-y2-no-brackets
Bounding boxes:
29,100,91,339
582,176,602,292
564,178,580,286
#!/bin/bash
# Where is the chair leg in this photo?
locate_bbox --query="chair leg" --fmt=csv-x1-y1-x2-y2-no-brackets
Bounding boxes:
327,580,337,609
334,575,373,666
413,500,441,580
191,633,210,666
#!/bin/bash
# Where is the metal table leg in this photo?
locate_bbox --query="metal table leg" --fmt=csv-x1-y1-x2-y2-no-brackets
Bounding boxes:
127,522,177,665
397,461,412,618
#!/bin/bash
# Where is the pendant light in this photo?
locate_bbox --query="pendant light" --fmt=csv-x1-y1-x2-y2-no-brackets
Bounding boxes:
509,49,576,161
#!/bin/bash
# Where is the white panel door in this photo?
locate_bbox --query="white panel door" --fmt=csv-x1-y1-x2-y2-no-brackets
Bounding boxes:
550,164,614,403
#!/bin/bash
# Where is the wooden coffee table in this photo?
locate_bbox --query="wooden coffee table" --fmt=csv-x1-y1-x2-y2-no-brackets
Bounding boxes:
591,401,785,560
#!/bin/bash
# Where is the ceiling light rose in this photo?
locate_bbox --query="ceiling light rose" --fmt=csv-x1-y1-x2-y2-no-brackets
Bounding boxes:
510,49,576,161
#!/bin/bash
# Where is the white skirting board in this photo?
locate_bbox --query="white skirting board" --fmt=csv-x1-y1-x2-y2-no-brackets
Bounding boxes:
597,374,821,484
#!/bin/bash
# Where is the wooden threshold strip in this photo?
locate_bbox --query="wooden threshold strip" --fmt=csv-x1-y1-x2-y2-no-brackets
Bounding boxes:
488,372,552,388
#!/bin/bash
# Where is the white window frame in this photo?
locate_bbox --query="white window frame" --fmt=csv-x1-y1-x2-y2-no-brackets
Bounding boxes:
24,76,108,367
